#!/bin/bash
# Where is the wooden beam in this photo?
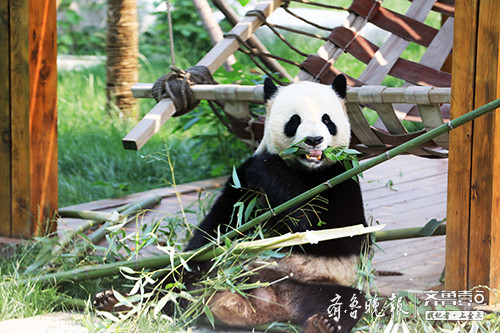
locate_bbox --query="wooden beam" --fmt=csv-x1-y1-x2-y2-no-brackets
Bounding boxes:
132,83,451,105
9,0,31,238
446,0,500,303
29,0,58,236
0,0,12,237
122,0,283,150
468,0,500,301
0,0,57,238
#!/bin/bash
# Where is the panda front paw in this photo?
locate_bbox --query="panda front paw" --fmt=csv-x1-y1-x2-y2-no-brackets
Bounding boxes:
303,314,346,333
93,289,131,313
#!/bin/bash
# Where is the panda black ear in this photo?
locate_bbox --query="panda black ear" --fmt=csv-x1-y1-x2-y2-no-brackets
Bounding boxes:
331,74,347,99
264,77,279,101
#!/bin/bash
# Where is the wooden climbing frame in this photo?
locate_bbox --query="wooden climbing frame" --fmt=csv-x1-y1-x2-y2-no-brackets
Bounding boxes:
126,0,454,159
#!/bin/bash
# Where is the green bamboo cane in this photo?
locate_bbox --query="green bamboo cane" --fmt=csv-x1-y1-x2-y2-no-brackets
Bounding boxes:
203,97,500,254
58,209,115,221
8,97,500,286
375,224,446,242
24,196,165,275
69,195,164,258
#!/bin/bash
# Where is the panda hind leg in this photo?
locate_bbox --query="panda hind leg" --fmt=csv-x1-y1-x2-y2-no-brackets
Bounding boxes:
209,280,364,333
285,281,365,333
208,287,291,327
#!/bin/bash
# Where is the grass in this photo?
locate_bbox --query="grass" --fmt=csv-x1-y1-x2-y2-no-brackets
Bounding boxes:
58,59,251,207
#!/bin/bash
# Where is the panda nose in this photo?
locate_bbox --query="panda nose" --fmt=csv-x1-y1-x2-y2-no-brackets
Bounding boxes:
305,136,324,147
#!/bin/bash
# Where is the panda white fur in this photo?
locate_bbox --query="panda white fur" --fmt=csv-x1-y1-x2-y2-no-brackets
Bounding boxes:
184,75,368,332
94,74,367,333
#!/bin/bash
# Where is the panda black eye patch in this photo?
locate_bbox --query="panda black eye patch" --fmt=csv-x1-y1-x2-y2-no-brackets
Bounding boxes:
284,114,301,137
322,114,337,135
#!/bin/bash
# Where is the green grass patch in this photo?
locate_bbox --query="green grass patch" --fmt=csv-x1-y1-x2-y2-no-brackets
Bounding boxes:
58,60,251,207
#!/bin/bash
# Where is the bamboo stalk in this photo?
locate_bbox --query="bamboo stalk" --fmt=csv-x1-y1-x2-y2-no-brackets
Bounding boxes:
9,223,442,286
375,224,446,242
194,224,385,261
57,197,154,252
10,225,380,286
22,195,167,275
58,209,116,221
206,97,500,255
70,195,163,257
9,98,500,286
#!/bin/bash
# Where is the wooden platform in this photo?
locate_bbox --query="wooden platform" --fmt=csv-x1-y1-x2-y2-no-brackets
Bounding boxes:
59,155,448,295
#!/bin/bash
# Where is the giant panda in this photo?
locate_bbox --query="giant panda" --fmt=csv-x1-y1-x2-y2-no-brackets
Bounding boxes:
184,74,368,332
94,74,368,333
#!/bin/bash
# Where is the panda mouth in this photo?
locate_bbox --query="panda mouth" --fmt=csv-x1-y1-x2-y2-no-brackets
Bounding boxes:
304,150,323,162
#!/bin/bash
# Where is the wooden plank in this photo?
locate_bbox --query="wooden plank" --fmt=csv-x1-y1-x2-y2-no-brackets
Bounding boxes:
357,0,436,85
123,0,283,150
409,0,455,17
0,0,12,237
467,0,500,302
350,0,439,47
10,0,31,238
345,102,385,146
297,11,365,82
61,176,227,212
29,0,58,236
328,28,451,87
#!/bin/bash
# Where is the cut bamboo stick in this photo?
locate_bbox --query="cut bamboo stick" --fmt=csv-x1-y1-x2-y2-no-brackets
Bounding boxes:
375,224,446,242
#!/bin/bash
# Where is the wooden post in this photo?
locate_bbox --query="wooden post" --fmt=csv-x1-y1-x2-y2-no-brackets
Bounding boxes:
0,0,57,238
446,0,500,303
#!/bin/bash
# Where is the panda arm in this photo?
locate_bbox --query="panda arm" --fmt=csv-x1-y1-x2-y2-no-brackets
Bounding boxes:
243,153,309,207
184,158,254,251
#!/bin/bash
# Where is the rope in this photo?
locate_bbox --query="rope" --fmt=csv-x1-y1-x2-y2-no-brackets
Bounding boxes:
247,9,309,58
166,0,175,66
223,33,292,85
281,6,335,31
152,65,217,116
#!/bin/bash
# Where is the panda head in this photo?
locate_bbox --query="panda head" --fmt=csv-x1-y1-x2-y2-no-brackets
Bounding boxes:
256,75,350,170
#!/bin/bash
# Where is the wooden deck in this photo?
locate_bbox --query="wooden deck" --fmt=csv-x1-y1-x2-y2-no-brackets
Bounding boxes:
59,155,448,296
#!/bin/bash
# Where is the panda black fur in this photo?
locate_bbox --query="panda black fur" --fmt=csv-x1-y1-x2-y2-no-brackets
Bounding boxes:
184,75,368,332
94,75,368,333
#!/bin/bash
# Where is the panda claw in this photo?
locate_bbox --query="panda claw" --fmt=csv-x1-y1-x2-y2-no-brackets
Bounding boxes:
93,289,131,313
304,314,347,333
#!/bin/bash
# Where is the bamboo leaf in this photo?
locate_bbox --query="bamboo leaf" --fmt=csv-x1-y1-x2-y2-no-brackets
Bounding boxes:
232,166,241,189
154,293,175,317
129,279,142,296
279,146,298,156
418,218,445,236
97,309,120,323
233,202,245,228
203,304,215,328
244,197,257,222
112,290,133,308
179,256,192,272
